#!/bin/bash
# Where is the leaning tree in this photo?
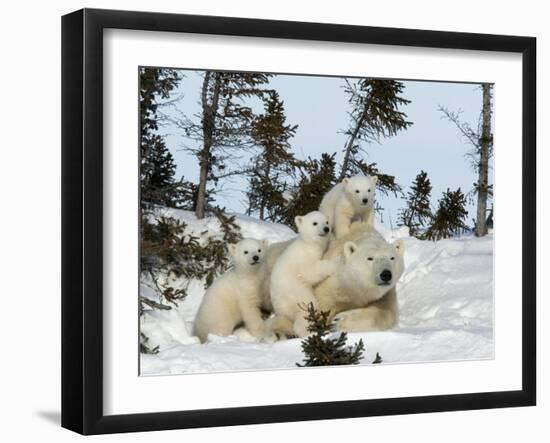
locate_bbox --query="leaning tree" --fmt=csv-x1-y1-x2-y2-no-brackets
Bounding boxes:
338,78,412,197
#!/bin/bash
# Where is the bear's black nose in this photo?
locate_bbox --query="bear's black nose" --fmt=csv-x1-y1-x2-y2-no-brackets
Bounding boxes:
323,226,330,233
362,198,368,204
380,269,392,282
253,255,259,262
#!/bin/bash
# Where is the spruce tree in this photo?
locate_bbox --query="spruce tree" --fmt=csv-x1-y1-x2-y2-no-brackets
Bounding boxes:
139,67,185,208
296,304,365,367
247,91,298,222
399,170,433,237
424,188,469,240
282,153,337,227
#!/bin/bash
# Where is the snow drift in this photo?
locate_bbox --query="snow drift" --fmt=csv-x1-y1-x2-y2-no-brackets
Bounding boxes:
140,208,493,375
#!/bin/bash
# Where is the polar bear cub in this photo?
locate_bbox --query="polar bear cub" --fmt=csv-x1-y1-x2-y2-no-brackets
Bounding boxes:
270,211,337,337
193,238,270,343
320,174,378,239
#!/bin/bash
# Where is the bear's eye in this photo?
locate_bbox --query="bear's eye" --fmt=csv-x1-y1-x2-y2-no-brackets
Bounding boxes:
355,190,360,193
368,189,371,192
244,251,248,255
258,249,261,253
367,257,374,261
391,257,395,260
325,221,329,224
313,222,318,226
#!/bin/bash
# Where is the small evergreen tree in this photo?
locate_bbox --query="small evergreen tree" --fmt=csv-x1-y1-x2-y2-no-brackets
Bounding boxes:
139,332,160,355
281,153,337,227
200,209,243,288
247,92,298,221
398,170,433,237
486,203,494,230
141,210,242,301
372,352,383,364
139,209,242,354
296,303,365,367
424,188,469,240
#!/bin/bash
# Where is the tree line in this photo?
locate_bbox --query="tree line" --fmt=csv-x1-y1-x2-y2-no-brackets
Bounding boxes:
141,67,493,238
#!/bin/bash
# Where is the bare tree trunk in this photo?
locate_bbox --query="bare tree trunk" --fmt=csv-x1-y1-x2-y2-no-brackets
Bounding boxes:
195,72,221,219
475,84,492,237
195,154,209,219
259,161,270,220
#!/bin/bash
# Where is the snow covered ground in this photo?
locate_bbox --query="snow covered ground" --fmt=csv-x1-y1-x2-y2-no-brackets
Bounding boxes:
140,209,493,375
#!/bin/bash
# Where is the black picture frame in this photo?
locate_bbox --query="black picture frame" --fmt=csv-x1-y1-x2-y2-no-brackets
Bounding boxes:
61,8,536,435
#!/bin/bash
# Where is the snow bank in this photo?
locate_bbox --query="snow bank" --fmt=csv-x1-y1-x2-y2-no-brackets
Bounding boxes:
140,209,493,375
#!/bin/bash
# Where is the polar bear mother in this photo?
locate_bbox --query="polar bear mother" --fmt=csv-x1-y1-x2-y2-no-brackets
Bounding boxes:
317,225,405,331
264,224,405,335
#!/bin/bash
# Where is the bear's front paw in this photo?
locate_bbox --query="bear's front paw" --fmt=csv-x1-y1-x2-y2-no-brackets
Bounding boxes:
333,311,355,331
349,220,363,230
274,332,298,341
261,331,279,343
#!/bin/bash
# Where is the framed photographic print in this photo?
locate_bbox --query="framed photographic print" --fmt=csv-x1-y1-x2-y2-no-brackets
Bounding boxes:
61,8,536,435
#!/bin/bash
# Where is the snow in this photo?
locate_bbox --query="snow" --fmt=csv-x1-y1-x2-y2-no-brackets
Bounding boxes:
140,209,493,375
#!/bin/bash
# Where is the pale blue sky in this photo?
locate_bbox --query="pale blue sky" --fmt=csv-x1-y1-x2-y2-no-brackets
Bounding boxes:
159,70,491,228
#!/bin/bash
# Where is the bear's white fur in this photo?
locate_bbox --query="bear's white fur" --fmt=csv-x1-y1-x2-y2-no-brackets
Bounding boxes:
319,174,378,239
317,225,405,331
262,223,405,336
269,211,337,337
257,240,291,313
193,238,270,343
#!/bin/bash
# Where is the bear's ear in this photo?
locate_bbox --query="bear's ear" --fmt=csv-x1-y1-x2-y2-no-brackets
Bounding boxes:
228,243,237,257
342,177,349,185
343,241,358,260
371,175,378,185
393,239,405,256
294,216,303,228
